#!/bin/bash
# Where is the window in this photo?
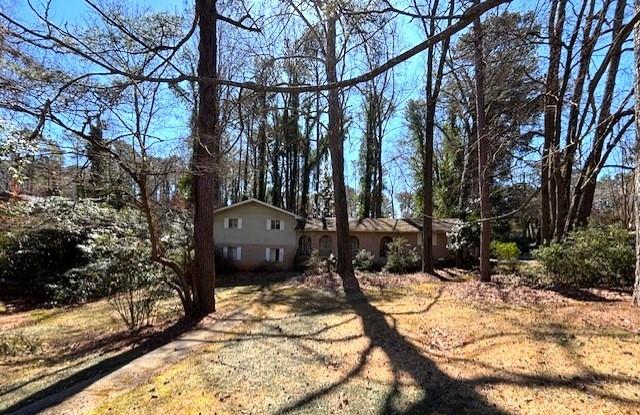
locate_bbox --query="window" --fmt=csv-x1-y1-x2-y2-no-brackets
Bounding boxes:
380,236,393,257
350,236,359,255
225,217,242,229
267,218,282,230
298,236,312,257
265,247,284,262
319,235,332,257
223,246,241,261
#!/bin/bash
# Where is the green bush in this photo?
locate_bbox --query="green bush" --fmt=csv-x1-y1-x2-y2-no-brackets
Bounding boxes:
533,225,633,286
352,249,374,271
383,238,420,273
0,228,90,303
491,241,521,271
0,197,176,306
214,248,236,274
490,241,521,261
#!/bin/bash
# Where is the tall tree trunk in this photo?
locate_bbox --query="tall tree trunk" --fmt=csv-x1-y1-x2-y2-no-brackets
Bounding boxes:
300,102,312,216
632,0,640,305
325,10,360,292
472,9,491,282
256,91,268,201
359,93,374,218
289,87,300,212
422,98,434,273
193,0,218,314
542,0,566,244
374,105,384,218
560,0,598,236
421,0,453,273
575,0,627,226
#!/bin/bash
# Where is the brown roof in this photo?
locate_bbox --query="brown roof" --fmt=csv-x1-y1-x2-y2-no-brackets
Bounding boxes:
300,218,421,233
407,218,461,233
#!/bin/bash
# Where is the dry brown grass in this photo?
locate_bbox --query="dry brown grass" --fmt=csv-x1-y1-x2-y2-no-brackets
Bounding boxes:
0,296,189,412
88,278,640,415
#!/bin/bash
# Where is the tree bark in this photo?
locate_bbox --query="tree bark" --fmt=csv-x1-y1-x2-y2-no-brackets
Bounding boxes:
421,0,452,273
325,10,360,292
192,0,218,314
542,0,565,244
472,7,491,282
256,90,268,201
633,0,640,305
575,0,627,226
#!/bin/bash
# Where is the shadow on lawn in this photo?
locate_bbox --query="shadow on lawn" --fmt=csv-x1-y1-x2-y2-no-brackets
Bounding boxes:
268,286,507,415
548,286,624,302
1,317,200,415
257,284,639,414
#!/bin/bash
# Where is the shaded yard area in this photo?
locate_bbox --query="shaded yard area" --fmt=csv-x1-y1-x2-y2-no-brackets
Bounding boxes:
0,287,250,413
93,275,639,415
2,273,640,414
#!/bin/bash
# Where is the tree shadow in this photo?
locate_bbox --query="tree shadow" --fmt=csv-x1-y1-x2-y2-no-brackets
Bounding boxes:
270,285,639,414
547,286,622,302
268,285,507,414
1,317,201,415
254,286,507,414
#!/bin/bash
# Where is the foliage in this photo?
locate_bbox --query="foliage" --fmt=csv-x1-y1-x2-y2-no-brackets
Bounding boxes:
447,221,480,252
533,225,634,286
0,331,40,357
449,11,541,182
0,197,181,306
303,250,325,276
490,241,521,261
318,169,335,217
433,123,464,218
352,249,375,271
103,244,170,331
213,248,236,274
490,241,520,271
0,228,90,303
383,238,420,273
0,119,38,187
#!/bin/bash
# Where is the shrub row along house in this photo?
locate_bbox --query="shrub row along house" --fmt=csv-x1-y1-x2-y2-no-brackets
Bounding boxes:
214,198,456,271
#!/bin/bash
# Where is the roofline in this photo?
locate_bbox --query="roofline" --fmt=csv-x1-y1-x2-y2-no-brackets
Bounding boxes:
299,218,422,233
300,229,421,233
214,198,302,219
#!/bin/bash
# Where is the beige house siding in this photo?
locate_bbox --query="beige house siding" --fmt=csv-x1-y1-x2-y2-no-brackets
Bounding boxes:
299,230,451,265
417,231,451,260
214,201,298,271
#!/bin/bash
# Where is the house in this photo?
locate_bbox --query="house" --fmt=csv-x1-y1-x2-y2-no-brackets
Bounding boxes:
214,198,456,271
214,198,302,271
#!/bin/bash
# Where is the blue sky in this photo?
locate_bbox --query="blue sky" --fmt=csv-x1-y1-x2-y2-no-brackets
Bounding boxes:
8,0,638,214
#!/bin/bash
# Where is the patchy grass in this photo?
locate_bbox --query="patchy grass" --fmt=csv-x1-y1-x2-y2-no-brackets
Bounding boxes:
0,295,186,412
89,278,640,415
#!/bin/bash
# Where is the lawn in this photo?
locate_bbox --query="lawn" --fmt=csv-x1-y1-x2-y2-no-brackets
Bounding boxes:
2,274,640,415
92,275,639,415
0,287,249,413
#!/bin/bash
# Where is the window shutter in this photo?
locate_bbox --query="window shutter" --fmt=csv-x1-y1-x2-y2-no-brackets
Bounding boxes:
280,220,284,231
236,247,242,260
279,248,284,262
224,218,229,229
223,246,228,257
265,248,271,261
238,218,243,229
266,219,271,230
